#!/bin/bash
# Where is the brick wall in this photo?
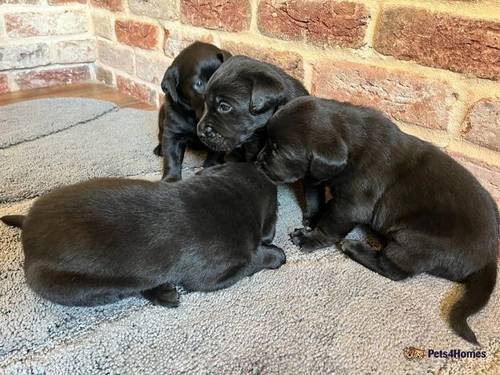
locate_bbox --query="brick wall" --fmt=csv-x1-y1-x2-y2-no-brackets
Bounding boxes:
0,0,95,91
1,0,499,204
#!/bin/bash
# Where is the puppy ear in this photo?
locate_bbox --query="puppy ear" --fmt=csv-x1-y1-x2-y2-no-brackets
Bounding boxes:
249,72,286,115
216,49,232,63
309,140,348,181
161,65,179,103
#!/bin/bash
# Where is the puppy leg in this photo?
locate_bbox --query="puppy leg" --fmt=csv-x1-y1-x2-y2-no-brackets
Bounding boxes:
291,203,357,252
261,207,278,245
203,150,225,168
162,134,186,181
302,180,325,230
340,240,411,281
251,244,286,271
142,283,179,307
290,227,339,253
154,104,166,156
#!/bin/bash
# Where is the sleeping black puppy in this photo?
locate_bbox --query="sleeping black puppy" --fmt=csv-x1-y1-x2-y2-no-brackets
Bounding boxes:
197,55,309,162
155,41,231,181
256,96,498,345
1,163,285,307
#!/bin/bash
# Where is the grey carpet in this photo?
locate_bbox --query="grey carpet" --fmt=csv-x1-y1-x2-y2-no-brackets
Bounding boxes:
0,98,498,374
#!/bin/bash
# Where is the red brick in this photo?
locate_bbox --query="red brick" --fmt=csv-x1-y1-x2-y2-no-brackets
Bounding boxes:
312,60,457,130
48,0,87,4
115,20,158,50
221,41,304,81
97,39,134,75
116,75,155,104
181,0,250,32
96,65,113,86
90,0,123,11
15,65,91,90
5,11,88,38
374,8,500,80
258,0,369,48
0,74,9,95
449,152,500,206
163,28,213,58
461,99,500,152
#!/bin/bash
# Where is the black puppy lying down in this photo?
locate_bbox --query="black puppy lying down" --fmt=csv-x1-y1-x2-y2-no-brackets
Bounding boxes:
1,163,285,307
156,42,231,181
257,96,498,345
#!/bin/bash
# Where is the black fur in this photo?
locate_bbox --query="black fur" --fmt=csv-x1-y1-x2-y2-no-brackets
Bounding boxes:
197,55,309,161
1,215,25,228
156,42,231,181
1,163,285,307
256,96,498,345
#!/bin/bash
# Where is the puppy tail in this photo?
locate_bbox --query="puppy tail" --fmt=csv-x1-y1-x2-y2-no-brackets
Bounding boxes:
449,262,497,346
1,215,25,229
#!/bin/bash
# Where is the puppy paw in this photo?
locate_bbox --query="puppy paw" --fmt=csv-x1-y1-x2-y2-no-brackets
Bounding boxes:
162,174,181,183
153,144,163,156
340,239,364,258
142,284,179,308
301,218,315,232
290,227,308,246
267,245,286,269
290,228,319,253
203,158,223,168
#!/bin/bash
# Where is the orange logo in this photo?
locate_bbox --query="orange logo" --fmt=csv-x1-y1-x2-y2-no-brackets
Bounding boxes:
403,347,426,360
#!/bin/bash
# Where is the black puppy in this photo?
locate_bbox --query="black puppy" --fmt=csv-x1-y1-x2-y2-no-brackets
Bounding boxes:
1,163,285,307
156,41,231,181
257,96,498,345
197,55,309,162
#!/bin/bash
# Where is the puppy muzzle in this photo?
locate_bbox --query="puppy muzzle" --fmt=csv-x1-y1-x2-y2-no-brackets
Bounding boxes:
198,125,233,152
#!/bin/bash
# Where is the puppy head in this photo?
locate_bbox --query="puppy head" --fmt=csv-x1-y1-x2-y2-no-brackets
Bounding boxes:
161,42,231,118
197,56,288,152
256,97,348,184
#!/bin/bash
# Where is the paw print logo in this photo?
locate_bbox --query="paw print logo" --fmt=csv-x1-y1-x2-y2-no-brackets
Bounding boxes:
403,346,426,360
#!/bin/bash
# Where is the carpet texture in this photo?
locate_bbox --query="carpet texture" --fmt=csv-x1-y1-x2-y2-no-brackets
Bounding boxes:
0,98,498,374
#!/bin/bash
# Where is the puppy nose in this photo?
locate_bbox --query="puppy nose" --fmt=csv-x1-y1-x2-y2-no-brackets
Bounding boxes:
205,126,213,134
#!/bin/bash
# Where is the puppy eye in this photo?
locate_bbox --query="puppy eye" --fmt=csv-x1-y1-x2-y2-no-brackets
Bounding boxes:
218,102,232,113
194,79,204,89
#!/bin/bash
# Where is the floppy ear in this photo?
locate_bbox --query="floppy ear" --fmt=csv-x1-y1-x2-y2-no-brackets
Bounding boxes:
309,140,348,181
216,49,232,63
161,65,179,103
249,72,286,115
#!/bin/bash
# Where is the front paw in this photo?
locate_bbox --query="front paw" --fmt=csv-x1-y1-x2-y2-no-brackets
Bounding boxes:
153,144,163,156
340,239,362,258
290,228,318,253
162,174,181,182
203,159,220,168
301,217,315,231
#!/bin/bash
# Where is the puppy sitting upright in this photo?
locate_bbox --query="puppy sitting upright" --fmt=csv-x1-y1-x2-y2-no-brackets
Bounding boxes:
156,42,231,181
197,56,309,162
1,163,285,307
257,96,498,345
